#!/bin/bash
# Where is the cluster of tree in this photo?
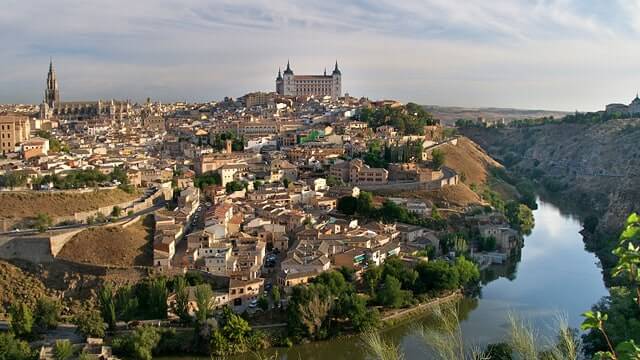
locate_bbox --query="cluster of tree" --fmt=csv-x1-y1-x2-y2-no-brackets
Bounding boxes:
326,175,344,187
225,180,247,194
97,277,171,329
210,132,244,152
0,297,65,359
489,166,537,210
361,139,426,168
111,325,208,360
194,171,221,189
431,149,446,170
504,201,535,235
0,171,29,188
32,167,130,190
288,270,380,341
363,257,480,309
356,103,438,135
337,192,446,231
208,307,268,356
35,130,69,153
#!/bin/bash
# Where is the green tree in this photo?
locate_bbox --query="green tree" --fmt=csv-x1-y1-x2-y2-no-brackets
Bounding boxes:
34,212,52,232
376,275,405,308
337,293,380,331
194,284,213,324
194,172,221,189
258,296,269,311
337,196,358,215
505,201,535,235
0,332,34,360
271,286,281,307
34,297,62,331
98,285,117,330
225,181,245,194
73,309,105,339
221,308,252,345
431,149,446,170
111,206,122,217
113,326,161,360
9,303,33,338
415,260,460,294
173,276,191,323
581,213,640,359
147,277,169,319
455,256,480,287
326,175,344,187
0,171,29,188
363,265,383,296
53,339,73,360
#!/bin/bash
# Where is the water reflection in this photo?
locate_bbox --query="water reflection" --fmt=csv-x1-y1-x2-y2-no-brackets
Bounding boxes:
174,200,608,360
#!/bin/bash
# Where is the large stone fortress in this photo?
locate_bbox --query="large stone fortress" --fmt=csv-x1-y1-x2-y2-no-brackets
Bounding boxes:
605,94,640,115
276,60,342,100
41,60,131,121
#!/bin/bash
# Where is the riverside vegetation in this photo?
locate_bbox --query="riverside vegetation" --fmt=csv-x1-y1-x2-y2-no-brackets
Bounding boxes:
362,212,640,360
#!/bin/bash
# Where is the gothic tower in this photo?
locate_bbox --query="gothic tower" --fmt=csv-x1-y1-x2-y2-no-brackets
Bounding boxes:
44,59,60,108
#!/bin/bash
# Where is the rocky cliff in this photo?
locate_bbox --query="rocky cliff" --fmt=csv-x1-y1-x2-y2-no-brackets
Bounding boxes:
461,119,640,234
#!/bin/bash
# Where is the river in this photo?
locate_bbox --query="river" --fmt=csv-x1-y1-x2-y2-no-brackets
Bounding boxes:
175,200,609,359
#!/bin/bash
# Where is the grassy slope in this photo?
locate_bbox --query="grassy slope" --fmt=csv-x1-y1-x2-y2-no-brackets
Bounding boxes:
0,188,140,219
57,215,154,267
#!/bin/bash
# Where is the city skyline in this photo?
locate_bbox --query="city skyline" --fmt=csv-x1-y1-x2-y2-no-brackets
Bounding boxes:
2,0,640,111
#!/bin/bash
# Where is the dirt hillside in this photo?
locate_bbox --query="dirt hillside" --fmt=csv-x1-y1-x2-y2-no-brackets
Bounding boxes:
0,260,52,315
57,215,154,267
440,137,503,186
0,188,140,219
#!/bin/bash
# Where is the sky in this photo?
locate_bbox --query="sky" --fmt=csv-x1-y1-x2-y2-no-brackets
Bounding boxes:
2,0,640,111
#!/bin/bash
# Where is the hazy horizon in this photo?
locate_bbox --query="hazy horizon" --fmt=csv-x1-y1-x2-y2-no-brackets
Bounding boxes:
3,0,640,111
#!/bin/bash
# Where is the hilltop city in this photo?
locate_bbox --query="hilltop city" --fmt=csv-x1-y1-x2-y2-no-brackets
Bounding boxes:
3,58,636,360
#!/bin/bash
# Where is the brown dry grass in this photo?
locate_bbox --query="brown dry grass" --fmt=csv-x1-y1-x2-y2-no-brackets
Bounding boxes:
392,184,482,208
0,260,51,314
57,215,154,267
440,137,503,186
0,188,140,219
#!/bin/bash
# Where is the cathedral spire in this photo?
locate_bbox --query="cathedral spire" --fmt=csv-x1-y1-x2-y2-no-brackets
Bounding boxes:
44,58,60,108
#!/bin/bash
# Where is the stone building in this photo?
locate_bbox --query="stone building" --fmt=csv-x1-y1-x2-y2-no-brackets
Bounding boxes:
0,115,31,153
276,61,342,99
329,159,388,185
604,94,640,115
40,60,132,121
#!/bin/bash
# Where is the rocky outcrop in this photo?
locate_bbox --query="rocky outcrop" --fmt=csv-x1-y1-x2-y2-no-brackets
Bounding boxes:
462,119,640,233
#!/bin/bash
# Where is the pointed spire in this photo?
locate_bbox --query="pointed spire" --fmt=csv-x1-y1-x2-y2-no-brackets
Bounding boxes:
324,68,327,76
277,67,282,80
284,59,293,75
332,60,341,75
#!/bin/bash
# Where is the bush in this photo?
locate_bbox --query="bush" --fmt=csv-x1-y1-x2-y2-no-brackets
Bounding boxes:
35,297,62,331
415,260,460,294
73,309,105,339
9,303,33,338
53,339,74,360
0,332,34,360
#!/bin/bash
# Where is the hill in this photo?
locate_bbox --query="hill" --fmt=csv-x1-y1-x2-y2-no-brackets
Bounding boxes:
0,188,140,219
461,119,640,234
375,136,503,208
0,260,52,315
57,215,154,267
424,105,569,126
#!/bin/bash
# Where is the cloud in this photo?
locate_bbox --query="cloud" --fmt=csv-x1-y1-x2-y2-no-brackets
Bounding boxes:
1,0,640,110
